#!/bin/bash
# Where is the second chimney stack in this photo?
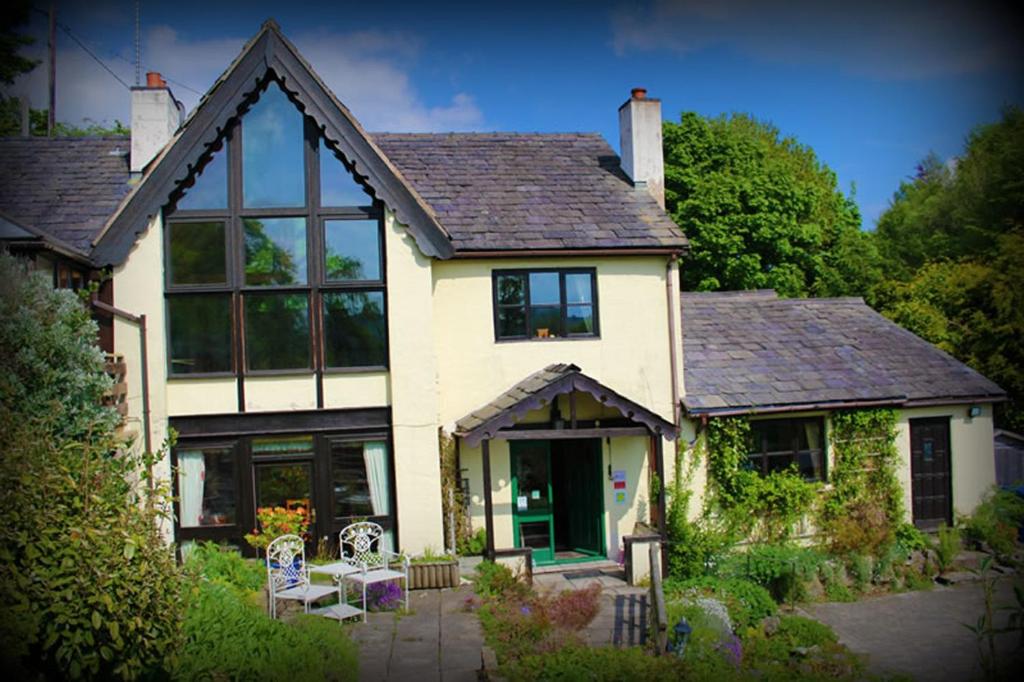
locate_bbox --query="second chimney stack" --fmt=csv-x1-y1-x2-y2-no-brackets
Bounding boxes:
618,87,664,209
130,72,183,175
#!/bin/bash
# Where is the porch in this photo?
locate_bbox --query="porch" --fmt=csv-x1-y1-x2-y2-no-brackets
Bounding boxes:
453,364,676,572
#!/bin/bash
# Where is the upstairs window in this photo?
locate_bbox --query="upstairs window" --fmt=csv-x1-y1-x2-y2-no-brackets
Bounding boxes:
492,268,598,340
747,417,825,482
164,77,386,376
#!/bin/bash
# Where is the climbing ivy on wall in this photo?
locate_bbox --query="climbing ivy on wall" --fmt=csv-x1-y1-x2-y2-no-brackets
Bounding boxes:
704,417,817,543
819,409,902,556
438,429,471,553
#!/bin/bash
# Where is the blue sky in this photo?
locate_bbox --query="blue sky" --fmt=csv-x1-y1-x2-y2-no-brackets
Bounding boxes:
11,0,1023,227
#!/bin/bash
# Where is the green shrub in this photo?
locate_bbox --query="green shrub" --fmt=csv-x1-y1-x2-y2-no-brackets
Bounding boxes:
0,255,185,679
934,524,962,572
961,487,1024,558
849,554,873,592
894,522,929,554
666,576,777,629
184,541,264,593
505,645,684,681
473,560,527,599
175,581,357,681
776,614,837,648
458,528,487,556
720,543,825,603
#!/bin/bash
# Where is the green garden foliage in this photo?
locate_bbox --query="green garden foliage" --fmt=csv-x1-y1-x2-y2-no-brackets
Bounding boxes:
706,418,817,543
894,522,929,554
663,111,880,298
719,544,826,604
664,576,777,629
174,581,357,681
184,541,265,594
0,253,185,679
505,644,684,681
961,487,1024,559
820,409,902,556
473,560,529,601
934,524,962,573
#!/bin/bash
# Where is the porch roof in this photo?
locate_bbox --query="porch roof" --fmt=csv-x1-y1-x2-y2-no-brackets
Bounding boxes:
454,363,676,447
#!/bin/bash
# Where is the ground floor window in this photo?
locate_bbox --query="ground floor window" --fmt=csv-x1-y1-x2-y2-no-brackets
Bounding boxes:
747,417,825,481
172,425,394,553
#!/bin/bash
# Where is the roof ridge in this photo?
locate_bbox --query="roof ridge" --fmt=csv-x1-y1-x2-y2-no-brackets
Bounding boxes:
371,131,605,138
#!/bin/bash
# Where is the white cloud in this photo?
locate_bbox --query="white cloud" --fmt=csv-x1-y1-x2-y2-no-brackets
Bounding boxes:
610,0,1023,80
8,24,483,132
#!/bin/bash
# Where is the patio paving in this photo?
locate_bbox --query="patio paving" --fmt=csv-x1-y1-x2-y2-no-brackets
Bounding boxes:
803,576,1024,681
348,585,483,682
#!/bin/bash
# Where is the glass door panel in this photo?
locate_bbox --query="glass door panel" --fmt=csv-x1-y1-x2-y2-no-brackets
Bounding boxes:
511,441,554,564
256,462,314,517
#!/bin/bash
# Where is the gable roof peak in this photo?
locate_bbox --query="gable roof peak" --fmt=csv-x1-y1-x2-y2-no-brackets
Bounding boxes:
91,21,453,265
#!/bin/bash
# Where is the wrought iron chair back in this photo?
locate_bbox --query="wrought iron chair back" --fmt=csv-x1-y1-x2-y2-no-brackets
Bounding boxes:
266,534,307,591
339,521,386,570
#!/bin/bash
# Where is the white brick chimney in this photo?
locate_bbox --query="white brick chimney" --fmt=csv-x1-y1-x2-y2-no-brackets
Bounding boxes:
618,87,665,209
130,72,183,174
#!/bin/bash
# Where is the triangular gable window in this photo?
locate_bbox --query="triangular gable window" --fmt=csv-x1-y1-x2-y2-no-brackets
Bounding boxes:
176,144,227,210
319,138,374,208
242,81,306,208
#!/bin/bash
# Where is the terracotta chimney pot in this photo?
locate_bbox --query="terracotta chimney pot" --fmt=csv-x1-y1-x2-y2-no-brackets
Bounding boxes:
631,87,647,100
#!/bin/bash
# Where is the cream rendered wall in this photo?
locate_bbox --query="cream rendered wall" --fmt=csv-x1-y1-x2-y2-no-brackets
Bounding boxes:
110,215,172,535
432,256,676,427
896,404,996,521
385,210,444,554
167,378,236,415
245,375,317,412
323,372,389,408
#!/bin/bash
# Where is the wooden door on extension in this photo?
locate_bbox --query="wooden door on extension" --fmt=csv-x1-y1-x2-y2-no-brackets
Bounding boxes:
559,439,604,556
910,417,952,530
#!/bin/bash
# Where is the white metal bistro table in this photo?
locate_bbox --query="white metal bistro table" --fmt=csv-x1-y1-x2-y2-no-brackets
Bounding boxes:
308,561,363,621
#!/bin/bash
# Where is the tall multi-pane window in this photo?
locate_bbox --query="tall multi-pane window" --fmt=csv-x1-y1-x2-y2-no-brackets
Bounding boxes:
164,78,387,375
747,418,826,482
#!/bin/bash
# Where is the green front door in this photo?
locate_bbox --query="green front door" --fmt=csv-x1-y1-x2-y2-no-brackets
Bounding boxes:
511,439,605,565
510,441,555,564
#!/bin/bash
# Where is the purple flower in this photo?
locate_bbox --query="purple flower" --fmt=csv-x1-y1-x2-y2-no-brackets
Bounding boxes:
366,580,403,611
520,605,531,615
715,634,743,668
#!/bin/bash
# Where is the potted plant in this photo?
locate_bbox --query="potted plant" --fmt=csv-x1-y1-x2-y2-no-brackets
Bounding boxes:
406,547,460,589
244,506,311,554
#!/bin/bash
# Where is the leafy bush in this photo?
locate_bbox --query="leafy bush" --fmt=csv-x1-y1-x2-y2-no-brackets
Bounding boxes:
665,576,777,629
720,543,825,603
961,487,1024,558
775,614,838,648
544,583,602,631
848,554,873,592
244,506,311,551
822,498,894,557
457,528,487,556
473,560,527,599
175,581,357,681
0,255,184,679
894,522,929,554
505,645,684,681
934,524,962,572
184,541,264,593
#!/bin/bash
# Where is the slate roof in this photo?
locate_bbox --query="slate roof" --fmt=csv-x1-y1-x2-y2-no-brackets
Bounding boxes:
682,290,1006,414
373,133,687,252
455,363,676,446
0,137,132,255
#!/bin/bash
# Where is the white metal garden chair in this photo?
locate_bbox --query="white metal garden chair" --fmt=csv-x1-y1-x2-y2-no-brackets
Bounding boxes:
265,534,342,620
338,521,409,621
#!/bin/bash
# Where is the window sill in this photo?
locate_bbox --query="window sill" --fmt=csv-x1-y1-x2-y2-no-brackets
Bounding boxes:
168,372,236,380
495,335,601,344
244,369,316,378
323,366,389,375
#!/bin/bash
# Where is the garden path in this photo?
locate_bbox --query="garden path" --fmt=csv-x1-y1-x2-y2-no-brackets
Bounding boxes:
533,564,650,647
348,585,483,682
804,577,1023,681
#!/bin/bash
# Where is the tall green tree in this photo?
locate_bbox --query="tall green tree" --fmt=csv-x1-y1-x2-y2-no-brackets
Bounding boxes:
874,107,1024,429
664,111,880,297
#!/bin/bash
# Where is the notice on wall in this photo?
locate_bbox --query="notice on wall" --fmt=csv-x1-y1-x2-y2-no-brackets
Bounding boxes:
613,470,627,504
517,495,528,511
531,489,540,500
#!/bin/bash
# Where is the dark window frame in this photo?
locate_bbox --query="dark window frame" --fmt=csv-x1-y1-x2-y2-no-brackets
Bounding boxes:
171,428,397,554
491,267,600,342
747,416,827,482
163,75,388,380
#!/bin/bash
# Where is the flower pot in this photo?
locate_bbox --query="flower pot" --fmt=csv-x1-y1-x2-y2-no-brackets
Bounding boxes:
408,560,460,589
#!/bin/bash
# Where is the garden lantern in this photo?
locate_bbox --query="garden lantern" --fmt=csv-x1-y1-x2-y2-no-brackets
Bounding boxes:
669,618,692,657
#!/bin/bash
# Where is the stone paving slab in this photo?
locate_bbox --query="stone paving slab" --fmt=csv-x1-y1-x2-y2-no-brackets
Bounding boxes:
804,578,1024,681
349,585,483,682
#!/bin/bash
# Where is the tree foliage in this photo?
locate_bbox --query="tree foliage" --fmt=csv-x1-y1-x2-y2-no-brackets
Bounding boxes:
664,111,880,297
873,107,1024,429
0,252,185,679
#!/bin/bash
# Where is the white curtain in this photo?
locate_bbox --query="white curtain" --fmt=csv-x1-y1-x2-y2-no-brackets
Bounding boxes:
363,441,390,517
178,450,206,527
803,421,823,478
